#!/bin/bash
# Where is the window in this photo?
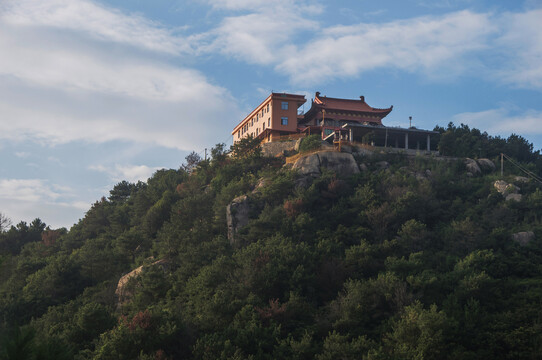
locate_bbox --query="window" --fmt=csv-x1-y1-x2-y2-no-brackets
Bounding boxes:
267,104,270,112
281,117,288,125
268,119,270,127
281,102,288,110
263,123,265,130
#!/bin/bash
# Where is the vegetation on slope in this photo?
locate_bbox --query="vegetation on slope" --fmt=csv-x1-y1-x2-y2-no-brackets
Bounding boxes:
0,124,541,359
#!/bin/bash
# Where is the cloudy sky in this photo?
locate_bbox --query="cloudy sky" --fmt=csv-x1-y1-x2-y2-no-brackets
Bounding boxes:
1,0,541,229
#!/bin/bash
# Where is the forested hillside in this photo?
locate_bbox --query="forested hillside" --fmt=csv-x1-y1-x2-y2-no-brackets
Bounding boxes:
1,123,542,359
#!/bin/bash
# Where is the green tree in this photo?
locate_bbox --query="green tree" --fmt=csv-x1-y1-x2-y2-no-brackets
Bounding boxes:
383,301,451,360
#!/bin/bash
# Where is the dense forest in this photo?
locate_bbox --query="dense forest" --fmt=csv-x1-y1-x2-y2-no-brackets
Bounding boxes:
1,122,542,359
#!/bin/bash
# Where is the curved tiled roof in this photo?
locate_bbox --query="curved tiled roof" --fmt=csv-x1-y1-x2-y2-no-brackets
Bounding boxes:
313,92,393,114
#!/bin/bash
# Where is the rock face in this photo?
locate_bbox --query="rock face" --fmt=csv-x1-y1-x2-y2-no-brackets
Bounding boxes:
226,195,251,245
261,140,297,157
513,176,529,183
292,151,360,178
512,231,535,246
477,158,496,172
506,193,523,202
465,158,481,176
494,180,515,194
292,153,322,177
115,259,169,308
294,138,303,152
494,180,522,201
252,178,270,194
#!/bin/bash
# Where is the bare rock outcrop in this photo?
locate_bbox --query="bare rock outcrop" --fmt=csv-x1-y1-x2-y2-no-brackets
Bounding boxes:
513,176,529,183
261,140,297,157
512,231,535,246
226,195,251,245
294,138,303,152
494,180,522,201
477,158,496,172
292,151,360,178
494,180,514,194
292,153,322,177
115,259,169,308
465,158,481,176
506,193,523,202
252,178,270,194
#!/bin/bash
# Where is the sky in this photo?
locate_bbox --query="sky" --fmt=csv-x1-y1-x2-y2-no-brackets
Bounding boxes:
1,0,541,229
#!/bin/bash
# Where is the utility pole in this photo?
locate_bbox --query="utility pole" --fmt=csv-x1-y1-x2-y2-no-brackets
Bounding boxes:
409,116,412,128
501,153,504,177
205,148,207,161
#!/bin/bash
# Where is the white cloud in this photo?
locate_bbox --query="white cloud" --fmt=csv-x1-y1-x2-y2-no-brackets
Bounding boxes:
196,4,542,92
452,107,542,142
0,0,243,151
0,177,95,228
277,10,494,84
0,26,223,102
197,0,321,65
89,164,163,183
0,0,192,55
496,9,542,89
203,0,323,14
0,179,64,203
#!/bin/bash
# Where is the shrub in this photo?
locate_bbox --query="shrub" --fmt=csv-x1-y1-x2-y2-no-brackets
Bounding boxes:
299,135,322,152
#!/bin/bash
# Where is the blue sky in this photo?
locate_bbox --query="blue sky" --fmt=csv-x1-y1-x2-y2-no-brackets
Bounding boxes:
1,0,541,228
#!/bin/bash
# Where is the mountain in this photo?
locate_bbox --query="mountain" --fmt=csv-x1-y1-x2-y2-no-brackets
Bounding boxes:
1,123,542,359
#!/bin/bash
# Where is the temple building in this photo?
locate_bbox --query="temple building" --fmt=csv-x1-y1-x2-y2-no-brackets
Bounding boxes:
232,92,438,152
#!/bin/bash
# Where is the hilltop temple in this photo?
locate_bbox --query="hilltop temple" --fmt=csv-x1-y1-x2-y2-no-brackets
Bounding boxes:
232,92,438,152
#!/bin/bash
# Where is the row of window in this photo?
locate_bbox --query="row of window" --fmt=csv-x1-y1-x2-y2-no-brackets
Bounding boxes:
237,117,289,139
236,101,290,140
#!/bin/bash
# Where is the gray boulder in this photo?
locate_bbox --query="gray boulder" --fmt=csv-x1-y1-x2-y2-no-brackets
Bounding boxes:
226,195,251,245
512,231,535,246
319,151,361,176
292,151,360,178
506,193,523,202
513,176,529,183
494,180,520,196
292,152,322,177
477,158,496,172
465,158,481,175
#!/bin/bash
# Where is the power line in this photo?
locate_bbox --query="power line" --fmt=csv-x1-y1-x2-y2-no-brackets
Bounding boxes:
501,153,542,185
